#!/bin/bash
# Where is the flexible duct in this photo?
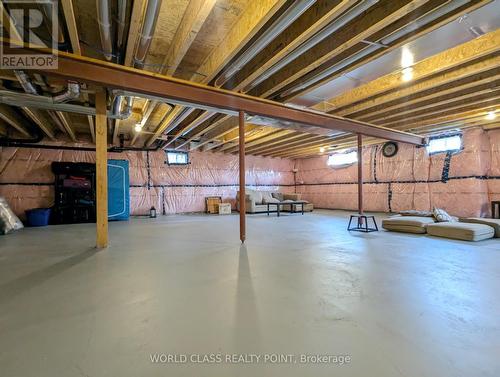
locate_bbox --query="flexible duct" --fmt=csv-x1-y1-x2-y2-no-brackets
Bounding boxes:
14,70,80,102
111,95,133,119
0,89,130,119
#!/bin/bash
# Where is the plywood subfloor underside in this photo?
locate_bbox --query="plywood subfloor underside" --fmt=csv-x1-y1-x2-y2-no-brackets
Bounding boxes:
0,210,499,377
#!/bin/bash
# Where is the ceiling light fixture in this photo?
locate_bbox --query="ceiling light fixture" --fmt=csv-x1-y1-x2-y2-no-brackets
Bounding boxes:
401,46,414,68
134,124,142,133
401,67,413,82
485,111,497,120
319,147,325,153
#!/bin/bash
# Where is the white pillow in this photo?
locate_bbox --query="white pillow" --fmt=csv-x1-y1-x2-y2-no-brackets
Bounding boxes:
433,207,455,222
263,197,280,204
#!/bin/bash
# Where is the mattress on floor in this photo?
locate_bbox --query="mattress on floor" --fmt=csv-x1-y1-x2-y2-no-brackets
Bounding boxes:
426,222,495,241
382,216,436,234
459,218,500,238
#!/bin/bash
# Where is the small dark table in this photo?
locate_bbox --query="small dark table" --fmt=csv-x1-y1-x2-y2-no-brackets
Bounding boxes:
492,201,500,219
267,201,306,217
347,214,378,232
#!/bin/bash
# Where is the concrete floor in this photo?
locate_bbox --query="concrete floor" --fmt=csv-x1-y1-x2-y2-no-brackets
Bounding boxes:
0,210,499,377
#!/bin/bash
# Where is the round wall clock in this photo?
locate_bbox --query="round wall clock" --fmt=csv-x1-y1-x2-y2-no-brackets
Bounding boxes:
382,142,398,158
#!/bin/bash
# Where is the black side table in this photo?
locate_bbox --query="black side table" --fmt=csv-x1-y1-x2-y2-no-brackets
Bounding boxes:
347,215,379,233
492,201,500,219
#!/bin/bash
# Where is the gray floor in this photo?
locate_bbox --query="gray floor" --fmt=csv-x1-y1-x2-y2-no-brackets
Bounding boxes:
0,210,499,377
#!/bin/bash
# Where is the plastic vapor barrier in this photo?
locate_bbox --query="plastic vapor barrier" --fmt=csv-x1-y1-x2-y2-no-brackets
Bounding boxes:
295,128,500,218
0,148,294,218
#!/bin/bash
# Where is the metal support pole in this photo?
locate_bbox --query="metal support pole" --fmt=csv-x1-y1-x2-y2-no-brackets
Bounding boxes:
239,110,246,243
357,134,363,223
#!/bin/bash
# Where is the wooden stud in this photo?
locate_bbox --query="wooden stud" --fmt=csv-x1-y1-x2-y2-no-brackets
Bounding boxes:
255,0,429,98
61,0,81,55
145,0,286,147
95,90,108,248
0,104,31,136
162,0,217,76
239,110,246,243
22,108,56,140
319,29,500,114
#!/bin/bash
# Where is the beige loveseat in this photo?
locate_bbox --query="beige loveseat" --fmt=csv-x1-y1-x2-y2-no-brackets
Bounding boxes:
236,190,313,214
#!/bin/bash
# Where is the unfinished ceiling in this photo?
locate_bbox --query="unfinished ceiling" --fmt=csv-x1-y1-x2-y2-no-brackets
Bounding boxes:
0,0,499,158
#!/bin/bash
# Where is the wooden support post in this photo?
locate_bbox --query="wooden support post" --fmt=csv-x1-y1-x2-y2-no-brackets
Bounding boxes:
357,134,363,223
95,90,108,248
239,110,246,243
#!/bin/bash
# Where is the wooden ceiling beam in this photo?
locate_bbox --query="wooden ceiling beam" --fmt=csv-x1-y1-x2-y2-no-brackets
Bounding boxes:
374,91,500,125
226,0,356,91
356,73,500,121
262,137,334,157
319,29,500,115
224,129,295,154
256,134,328,155
124,0,147,66
252,0,430,99
207,124,265,152
271,140,336,158
145,0,287,146
61,0,81,55
284,0,491,101
162,0,217,76
22,108,56,140
0,104,31,137
246,132,306,153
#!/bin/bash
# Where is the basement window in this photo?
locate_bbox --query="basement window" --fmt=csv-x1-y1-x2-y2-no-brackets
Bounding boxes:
166,151,189,165
327,150,358,167
426,135,462,155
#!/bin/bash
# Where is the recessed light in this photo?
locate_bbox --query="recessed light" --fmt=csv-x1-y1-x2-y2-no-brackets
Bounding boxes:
319,147,325,153
134,124,142,132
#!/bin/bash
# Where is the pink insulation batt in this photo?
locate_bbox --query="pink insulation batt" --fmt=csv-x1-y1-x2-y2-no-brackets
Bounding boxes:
1,127,499,219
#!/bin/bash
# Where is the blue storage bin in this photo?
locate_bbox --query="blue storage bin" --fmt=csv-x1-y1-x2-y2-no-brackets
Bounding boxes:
25,208,51,227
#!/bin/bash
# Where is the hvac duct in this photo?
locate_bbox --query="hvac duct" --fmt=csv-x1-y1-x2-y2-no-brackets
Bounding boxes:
215,0,316,86
247,0,379,89
0,90,130,119
278,0,471,98
111,95,133,119
14,70,81,103
134,0,163,68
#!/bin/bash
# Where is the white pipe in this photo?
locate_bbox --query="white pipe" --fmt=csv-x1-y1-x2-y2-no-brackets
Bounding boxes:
117,0,129,50
134,0,163,68
249,0,379,89
279,0,472,97
217,0,316,85
96,0,113,60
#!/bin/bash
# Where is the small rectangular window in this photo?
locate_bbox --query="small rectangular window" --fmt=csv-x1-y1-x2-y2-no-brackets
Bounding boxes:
327,150,358,167
426,135,462,155
166,151,189,165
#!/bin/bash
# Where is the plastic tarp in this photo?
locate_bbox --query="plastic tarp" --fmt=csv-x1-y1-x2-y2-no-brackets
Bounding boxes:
0,147,294,217
1,127,499,218
295,128,500,218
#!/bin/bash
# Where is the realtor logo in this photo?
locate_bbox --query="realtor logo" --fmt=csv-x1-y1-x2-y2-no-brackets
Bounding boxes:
0,0,58,69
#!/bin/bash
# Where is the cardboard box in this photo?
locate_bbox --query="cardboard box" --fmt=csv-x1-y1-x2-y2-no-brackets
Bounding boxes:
218,203,231,215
